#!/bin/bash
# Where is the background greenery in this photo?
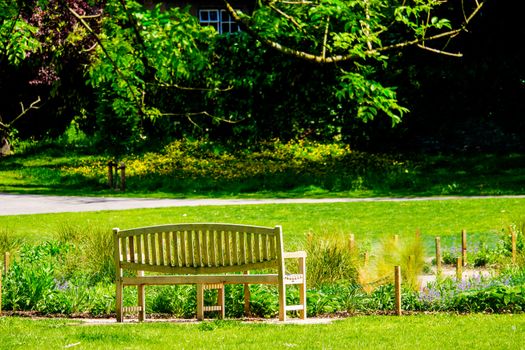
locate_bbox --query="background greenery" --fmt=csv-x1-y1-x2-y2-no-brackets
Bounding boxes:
1,1,522,154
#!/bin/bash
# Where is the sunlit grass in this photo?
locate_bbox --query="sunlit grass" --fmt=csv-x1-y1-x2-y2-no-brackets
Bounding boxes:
1,140,524,198
1,314,524,349
1,197,524,252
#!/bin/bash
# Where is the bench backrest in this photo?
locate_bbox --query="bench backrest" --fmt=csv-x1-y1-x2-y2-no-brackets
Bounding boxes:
114,223,284,274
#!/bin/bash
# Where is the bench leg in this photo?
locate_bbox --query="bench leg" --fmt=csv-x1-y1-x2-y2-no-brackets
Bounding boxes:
298,256,307,320
218,285,225,319
196,284,205,321
137,271,146,321
116,280,123,322
278,282,287,322
138,284,146,321
243,271,251,317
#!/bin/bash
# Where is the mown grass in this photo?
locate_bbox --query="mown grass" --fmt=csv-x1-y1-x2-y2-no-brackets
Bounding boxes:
1,314,524,349
1,139,524,198
1,197,524,252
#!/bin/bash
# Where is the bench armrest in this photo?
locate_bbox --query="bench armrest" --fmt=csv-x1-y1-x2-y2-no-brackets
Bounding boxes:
283,251,307,259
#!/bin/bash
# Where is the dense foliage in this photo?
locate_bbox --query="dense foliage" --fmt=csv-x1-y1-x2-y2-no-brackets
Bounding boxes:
2,0,519,154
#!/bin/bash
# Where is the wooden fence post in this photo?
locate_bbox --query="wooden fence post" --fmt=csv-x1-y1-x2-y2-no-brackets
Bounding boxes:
435,237,442,276
0,252,7,315
394,266,402,316
511,227,517,264
349,234,355,252
461,229,467,267
3,252,9,275
456,257,462,281
108,161,114,188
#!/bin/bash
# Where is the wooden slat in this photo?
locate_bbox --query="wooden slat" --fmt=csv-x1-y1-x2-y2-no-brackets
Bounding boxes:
218,230,225,267
262,234,269,261
118,223,277,236
122,273,280,285
144,233,150,265
240,230,246,265
270,235,276,260
166,231,173,266
181,230,188,267
254,233,261,263
120,236,127,262
189,230,196,268
210,230,218,267
137,234,143,264
173,231,180,267
129,236,135,263
285,304,305,311
249,232,255,263
151,232,158,266
202,230,208,267
158,232,165,266
202,229,209,267
192,230,199,267
232,230,239,265
246,232,253,264
225,231,232,266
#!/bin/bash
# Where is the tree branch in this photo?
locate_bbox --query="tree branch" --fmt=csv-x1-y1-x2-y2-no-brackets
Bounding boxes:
151,80,234,92
160,111,244,124
223,0,485,64
0,96,42,130
417,44,463,57
265,0,303,31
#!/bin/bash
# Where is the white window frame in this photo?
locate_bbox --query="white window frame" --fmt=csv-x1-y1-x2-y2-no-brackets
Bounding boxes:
198,9,240,34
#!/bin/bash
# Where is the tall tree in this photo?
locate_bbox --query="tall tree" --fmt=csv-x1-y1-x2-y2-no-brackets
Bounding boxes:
222,0,486,124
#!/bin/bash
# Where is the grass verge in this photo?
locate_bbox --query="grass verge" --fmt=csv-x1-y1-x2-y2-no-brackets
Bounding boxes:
1,314,524,349
1,198,524,251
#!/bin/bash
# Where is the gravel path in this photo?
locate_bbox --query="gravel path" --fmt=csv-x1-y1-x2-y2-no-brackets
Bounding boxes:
1,193,524,216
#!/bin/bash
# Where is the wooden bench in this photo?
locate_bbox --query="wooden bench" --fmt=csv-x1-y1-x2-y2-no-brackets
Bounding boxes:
113,223,307,322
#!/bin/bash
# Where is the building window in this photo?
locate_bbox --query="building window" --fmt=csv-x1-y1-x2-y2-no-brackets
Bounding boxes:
199,9,240,34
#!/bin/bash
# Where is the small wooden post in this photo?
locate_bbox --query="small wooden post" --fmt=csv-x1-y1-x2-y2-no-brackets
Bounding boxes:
511,227,517,264
435,237,442,276
393,235,399,246
0,252,7,316
456,257,462,281
394,266,402,316
114,164,119,190
3,252,9,275
349,234,355,252
363,252,369,267
0,268,2,315
119,162,126,191
108,161,114,188
461,229,467,266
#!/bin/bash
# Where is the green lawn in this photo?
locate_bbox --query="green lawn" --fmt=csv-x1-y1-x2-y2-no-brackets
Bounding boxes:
1,314,524,349
1,197,524,251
